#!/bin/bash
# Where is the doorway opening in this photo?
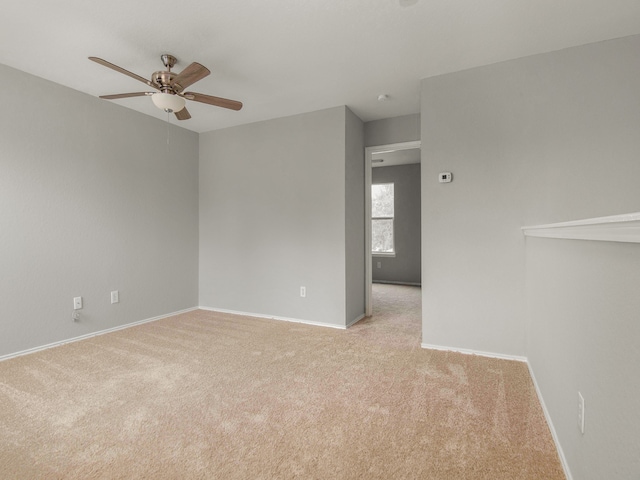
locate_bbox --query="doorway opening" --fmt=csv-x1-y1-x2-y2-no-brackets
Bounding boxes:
365,141,421,318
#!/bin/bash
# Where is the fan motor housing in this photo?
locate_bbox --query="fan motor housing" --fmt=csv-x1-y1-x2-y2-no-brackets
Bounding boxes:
152,71,176,92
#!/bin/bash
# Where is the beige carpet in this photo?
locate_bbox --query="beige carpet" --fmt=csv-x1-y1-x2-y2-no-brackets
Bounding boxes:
0,284,564,479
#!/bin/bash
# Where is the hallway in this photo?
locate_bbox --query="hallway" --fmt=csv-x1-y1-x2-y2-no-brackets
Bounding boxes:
350,283,422,348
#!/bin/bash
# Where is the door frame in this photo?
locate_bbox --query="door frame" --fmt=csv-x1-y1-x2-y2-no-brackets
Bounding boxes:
365,140,422,316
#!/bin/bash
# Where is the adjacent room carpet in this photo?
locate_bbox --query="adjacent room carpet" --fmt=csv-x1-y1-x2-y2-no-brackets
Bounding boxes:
0,284,564,479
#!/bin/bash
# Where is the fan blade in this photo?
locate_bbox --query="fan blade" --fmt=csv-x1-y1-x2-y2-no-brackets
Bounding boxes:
99,92,152,100
89,57,158,90
171,63,210,93
175,107,191,120
184,92,243,111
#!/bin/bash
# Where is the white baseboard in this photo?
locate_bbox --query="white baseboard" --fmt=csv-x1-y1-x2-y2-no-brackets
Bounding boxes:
526,362,573,480
199,306,347,330
421,343,527,363
0,307,199,363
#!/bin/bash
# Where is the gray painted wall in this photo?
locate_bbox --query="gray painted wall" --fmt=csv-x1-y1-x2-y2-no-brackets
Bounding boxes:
372,164,421,285
526,239,640,480
199,106,361,327
364,114,420,147
345,108,365,325
421,34,640,479
0,64,199,358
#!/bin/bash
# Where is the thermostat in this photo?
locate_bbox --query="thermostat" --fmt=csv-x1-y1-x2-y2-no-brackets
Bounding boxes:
439,172,453,183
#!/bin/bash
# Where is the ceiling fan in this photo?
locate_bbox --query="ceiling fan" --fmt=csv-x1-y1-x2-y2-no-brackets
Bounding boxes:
88,54,243,120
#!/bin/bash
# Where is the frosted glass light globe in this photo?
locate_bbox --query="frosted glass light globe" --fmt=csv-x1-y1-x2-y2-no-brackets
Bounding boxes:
151,92,186,112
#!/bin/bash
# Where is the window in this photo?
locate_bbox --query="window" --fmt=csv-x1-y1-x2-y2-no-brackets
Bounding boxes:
371,183,394,254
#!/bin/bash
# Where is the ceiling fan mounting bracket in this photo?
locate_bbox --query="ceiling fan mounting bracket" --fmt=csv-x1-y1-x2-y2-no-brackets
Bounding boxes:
161,54,177,70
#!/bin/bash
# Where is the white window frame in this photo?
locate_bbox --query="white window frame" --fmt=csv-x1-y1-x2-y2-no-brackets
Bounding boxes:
371,182,395,257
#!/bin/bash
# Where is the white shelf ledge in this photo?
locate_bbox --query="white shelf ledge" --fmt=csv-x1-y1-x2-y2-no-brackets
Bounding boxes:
522,212,640,243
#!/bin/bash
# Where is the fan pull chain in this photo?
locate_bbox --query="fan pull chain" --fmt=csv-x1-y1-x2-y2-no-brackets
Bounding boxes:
167,110,170,145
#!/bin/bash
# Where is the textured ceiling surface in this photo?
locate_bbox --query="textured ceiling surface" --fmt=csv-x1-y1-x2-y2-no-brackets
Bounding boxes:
2,0,640,133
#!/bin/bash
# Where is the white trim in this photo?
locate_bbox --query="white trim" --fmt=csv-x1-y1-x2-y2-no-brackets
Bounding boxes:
526,362,573,480
522,211,640,243
365,147,372,316
0,307,199,362
365,140,421,317
199,306,347,330
421,343,527,363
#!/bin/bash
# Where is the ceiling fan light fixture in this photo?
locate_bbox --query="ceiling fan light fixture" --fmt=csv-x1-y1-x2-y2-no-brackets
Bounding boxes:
151,92,186,113
89,56,242,120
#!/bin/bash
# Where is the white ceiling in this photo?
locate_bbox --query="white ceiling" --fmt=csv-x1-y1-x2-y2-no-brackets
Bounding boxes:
2,0,640,133
372,148,420,167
